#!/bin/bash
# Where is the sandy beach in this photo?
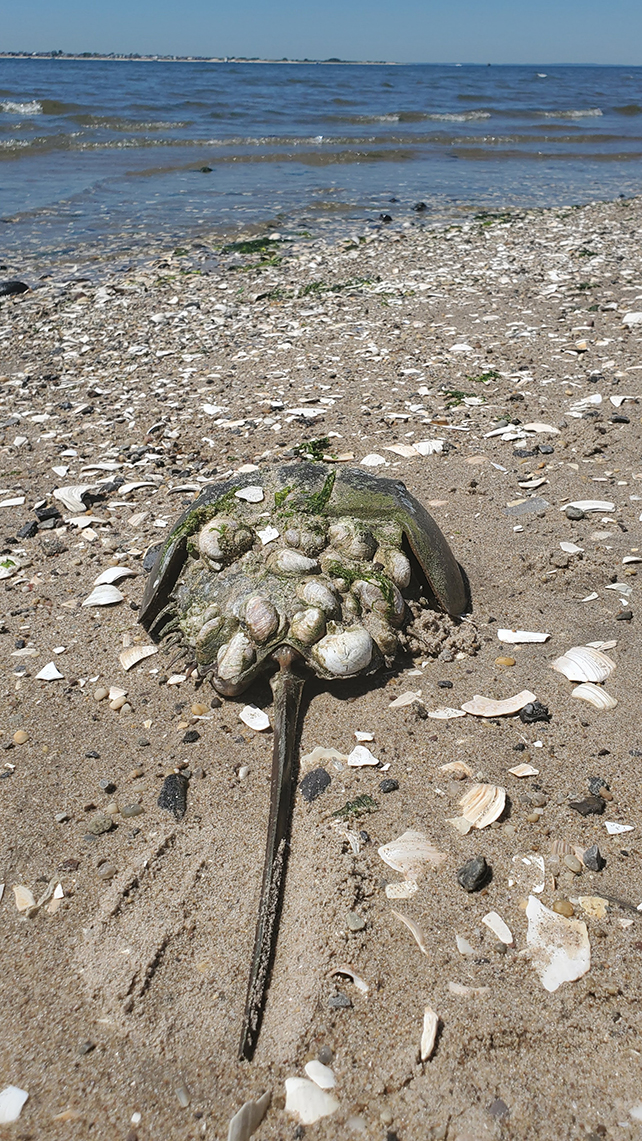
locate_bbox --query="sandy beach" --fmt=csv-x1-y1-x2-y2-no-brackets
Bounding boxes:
1,195,642,1140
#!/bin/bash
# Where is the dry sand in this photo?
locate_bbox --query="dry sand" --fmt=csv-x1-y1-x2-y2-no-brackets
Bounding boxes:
1,197,642,1140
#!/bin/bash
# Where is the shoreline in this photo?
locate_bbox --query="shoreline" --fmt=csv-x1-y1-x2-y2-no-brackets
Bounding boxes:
1,190,642,1138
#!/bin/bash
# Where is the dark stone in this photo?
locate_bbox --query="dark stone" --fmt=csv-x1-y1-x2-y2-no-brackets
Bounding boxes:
138,738,150,747
0,280,29,297
588,776,609,795
411,701,428,720
34,504,61,523
40,535,67,556
59,858,80,871
299,767,331,803
513,742,527,751
538,443,554,454
616,610,633,621
611,414,630,424
85,750,100,759
487,1099,510,1119
379,778,399,794
210,696,222,709
583,844,605,872
157,772,189,819
519,701,551,724
513,447,538,458
16,520,38,539
182,729,200,743
199,166,213,173
569,795,606,817
457,855,491,892
437,679,453,689
99,779,116,794
379,213,393,223
328,992,352,1009
413,201,428,212
565,506,585,520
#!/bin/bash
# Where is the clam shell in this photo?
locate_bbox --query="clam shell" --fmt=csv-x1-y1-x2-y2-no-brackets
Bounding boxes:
421,1007,439,1062
460,690,536,717
119,645,158,671
551,646,615,683
459,784,506,829
82,585,124,607
378,831,446,879
53,484,95,513
312,626,373,676
571,683,618,710
0,1086,29,1125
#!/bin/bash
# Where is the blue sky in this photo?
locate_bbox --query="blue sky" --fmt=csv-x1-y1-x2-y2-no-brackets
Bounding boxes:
3,0,641,64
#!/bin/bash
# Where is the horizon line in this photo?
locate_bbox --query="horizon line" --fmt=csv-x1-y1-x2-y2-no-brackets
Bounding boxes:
0,52,639,67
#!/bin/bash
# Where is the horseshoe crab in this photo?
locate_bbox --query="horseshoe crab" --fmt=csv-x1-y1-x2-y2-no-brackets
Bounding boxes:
140,461,467,1059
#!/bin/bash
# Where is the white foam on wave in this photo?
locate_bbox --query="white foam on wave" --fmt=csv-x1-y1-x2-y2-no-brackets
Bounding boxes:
428,111,491,122
543,108,603,118
1,100,43,115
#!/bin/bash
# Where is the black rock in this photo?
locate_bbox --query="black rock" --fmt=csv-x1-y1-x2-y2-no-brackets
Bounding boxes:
157,772,189,819
34,504,61,523
588,776,609,795
457,854,491,892
210,695,222,709
519,701,551,724
413,201,428,212
513,447,538,458
437,679,453,689
182,729,200,743
379,213,393,223
565,505,585,520
569,794,606,817
379,778,399,794
583,843,605,872
299,767,331,803
328,992,352,1009
0,280,29,297
538,443,554,455
16,520,38,539
616,610,633,621
99,779,116,794
85,750,100,759
513,742,527,751
199,166,213,173
611,414,630,424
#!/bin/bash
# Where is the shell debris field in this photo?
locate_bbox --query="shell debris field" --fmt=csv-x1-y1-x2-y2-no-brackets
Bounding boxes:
2,188,642,1140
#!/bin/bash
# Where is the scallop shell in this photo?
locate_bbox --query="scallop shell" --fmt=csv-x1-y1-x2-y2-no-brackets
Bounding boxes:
421,1007,439,1062
551,646,615,683
312,626,373,676
378,831,447,879
571,683,618,710
460,690,536,718
82,585,124,607
459,783,506,829
53,484,95,513
119,645,158,671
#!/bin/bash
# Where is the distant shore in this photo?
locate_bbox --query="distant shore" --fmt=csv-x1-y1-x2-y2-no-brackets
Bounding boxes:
0,53,396,65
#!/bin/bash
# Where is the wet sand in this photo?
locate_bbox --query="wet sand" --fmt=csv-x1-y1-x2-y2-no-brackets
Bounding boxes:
1,197,642,1140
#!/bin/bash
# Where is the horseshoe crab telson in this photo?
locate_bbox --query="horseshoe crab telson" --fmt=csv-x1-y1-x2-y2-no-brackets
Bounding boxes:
140,461,467,1059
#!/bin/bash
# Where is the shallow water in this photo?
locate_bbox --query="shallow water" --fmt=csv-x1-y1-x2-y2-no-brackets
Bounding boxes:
1,58,642,264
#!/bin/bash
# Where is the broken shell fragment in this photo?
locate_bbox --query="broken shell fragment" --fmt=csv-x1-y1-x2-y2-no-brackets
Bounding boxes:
13,885,36,912
312,626,373,677
482,911,514,945
378,831,447,879
448,982,489,997
240,705,270,732
420,1007,439,1062
227,1090,271,1141
385,881,418,900
459,784,506,829
328,964,369,993
53,484,95,513
551,645,616,683
509,762,539,777
35,662,64,681
304,1061,336,1090
461,690,536,717
390,909,428,956
234,485,264,503
284,1078,339,1125
347,745,379,767
93,566,139,586
525,895,590,992
82,585,125,607
571,683,618,710
428,706,467,720
497,629,550,644
440,760,473,777
119,645,158,671
0,1086,29,1125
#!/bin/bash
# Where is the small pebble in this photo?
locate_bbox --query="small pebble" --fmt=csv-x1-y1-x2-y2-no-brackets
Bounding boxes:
503,823,516,837
129,767,144,779
569,795,606,817
13,730,28,745
182,729,200,744
565,506,585,520
564,854,582,874
380,1108,394,1126
93,687,108,702
457,854,490,892
552,900,574,917
531,793,547,808
616,610,633,621
97,862,117,880
519,701,551,724
346,911,366,931
318,1045,333,1065
86,813,113,836
588,776,609,795
495,656,516,667
238,765,250,780
379,778,399,794
77,1040,95,1055
104,801,119,815
157,772,189,820
191,702,209,716
192,766,205,780
584,844,605,872
328,992,352,1009
526,812,541,823
55,811,70,823
137,738,150,748
299,767,331,803
99,779,116,794
210,696,222,709
121,803,144,818
437,679,453,689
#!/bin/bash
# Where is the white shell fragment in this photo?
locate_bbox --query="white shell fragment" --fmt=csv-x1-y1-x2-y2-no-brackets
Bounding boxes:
509,762,540,777
461,690,536,717
256,525,279,545
605,821,634,835
119,645,158,671
13,885,36,912
82,585,125,607
440,760,473,777
448,982,489,997
560,500,615,513
239,705,271,732
525,895,590,992
227,1091,271,1141
35,661,64,681
284,1078,339,1125
53,484,95,513
347,745,379,767
459,784,506,829
571,683,618,710
378,831,447,880
456,934,475,956
0,1086,29,1125
0,555,20,580
360,453,387,467
304,1061,336,1090
390,909,428,955
234,486,264,503
428,707,467,720
385,881,418,900
482,911,514,945
551,646,615,683
389,690,422,708
420,1007,439,1062
497,629,550,644
93,566,139,586
300,745,349,768
560,541,583,554
329,964,369,993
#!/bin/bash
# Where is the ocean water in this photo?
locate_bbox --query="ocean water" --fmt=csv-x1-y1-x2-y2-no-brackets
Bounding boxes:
1,58,641,265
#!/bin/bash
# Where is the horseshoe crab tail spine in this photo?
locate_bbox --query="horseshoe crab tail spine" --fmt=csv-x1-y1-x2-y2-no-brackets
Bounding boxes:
239,646,306,1062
